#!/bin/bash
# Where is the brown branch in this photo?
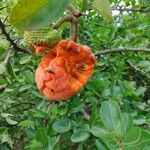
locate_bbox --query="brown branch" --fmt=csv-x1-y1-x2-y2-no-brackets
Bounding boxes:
95,47,150,56
67,4,82,17
70,15,78,42
0,19,27,52
53,4,82,42
52,15,72,29
111,7,150,13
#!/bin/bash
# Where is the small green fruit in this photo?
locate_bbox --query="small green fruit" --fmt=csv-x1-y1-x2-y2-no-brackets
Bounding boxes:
23,27,62,50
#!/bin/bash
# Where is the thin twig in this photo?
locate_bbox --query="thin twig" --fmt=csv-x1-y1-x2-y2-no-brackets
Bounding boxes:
126,60,150,80
95,47,150,56
111,7,150,13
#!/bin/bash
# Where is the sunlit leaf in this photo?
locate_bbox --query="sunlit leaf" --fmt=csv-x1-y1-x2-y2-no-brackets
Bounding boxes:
93,0,113,22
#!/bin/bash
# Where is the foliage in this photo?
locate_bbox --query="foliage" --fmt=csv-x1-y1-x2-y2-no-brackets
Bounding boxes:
0,0,150,149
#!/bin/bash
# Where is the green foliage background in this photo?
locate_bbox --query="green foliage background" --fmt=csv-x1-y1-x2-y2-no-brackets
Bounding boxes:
0,0,150,149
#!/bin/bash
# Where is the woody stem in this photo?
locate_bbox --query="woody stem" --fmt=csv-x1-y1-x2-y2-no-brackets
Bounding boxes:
53,4,82,42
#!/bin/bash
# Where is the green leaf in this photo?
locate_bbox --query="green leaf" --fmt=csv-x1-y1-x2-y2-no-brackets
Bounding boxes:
90,126,117,139
25,139,43,150
19,55,32,64
122,113,133,131
0,47,6,55
36,128,48,146
0,38,9,49
0,63,6,74
1,113,13,118
0,127,8,139
71,130,90,143
93,0,113,22
133,115,146,125
10,0,72,31
95,139,109,150
52,119,70,133
47,136,58,150
19,84,32,92
124,127,141,145
6,61,16,79
1,133,13,148
100,101,122,132
18,120,34,127
6,118,18,125
69,101,84,113
32,90,46,99
125,129,150,150
32,108,48,118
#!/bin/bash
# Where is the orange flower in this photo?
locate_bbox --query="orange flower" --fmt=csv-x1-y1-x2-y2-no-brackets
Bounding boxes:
35,39,96,101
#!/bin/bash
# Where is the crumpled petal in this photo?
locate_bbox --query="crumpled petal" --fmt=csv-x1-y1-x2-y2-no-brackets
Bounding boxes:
35,39,96,101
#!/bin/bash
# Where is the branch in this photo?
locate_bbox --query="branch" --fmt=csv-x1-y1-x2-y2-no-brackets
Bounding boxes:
52,15,72,29
53,4,82,42
126,60,150,80
70,15,78,42
111,7,150,13
67,4,82,17
0,19,27,52
95,47,150,56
